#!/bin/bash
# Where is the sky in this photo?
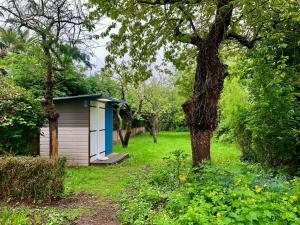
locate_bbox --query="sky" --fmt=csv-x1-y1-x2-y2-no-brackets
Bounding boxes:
85,40,109,76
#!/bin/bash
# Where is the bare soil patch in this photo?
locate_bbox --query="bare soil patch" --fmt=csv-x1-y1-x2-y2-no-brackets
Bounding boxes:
0,192,119,225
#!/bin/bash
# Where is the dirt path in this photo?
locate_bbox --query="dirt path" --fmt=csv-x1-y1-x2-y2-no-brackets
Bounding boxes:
0,193,119,225
75,195,119,225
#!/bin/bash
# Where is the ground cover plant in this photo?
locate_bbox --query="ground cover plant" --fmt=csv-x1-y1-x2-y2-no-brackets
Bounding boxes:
118,148,300,224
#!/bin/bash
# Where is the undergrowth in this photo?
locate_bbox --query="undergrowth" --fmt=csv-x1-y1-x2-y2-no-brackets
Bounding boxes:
118,150,300,225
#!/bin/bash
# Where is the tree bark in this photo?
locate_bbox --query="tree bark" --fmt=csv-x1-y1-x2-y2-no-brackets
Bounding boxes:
150,113,158,143
117,96,143,148
43,45,59,160
181,0,233,167
122,118,133,147
116,104,133,148
183,41,228,166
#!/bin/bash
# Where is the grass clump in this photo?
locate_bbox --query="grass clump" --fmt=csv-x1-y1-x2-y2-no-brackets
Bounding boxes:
0,157,66,201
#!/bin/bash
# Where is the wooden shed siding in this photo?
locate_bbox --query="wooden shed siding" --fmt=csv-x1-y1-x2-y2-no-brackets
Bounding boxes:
40,99,89,166
55,100,89,127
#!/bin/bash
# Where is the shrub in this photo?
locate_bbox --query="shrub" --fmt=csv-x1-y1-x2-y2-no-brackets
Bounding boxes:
0,157,66,201
217,13,300,173
0,79,45,155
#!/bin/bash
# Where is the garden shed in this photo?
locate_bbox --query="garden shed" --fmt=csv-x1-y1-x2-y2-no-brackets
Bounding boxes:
40,94,126,166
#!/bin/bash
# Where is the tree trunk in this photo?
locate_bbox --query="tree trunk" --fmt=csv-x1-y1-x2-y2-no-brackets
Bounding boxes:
116,105,133,148
189,127,212,165
122,120,132,147
183,44,227,166
43,46,59,160
181,0,234,166
150,113,158,143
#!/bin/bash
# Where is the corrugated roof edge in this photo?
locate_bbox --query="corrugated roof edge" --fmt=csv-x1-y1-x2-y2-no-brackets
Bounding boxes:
41,94,126,104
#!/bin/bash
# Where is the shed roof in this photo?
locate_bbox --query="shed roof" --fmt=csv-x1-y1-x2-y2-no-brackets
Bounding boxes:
52,94,126,103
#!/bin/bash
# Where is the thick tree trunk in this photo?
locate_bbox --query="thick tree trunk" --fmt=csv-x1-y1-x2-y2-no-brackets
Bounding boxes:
183,45,226,166
150,113,158,143
181,0,233,167
189,127,212,165
43,46,59,160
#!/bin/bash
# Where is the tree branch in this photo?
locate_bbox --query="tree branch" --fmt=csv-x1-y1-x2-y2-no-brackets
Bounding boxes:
174,20,201,46
225,32,261,49
206,0,233,45
138,0,203,5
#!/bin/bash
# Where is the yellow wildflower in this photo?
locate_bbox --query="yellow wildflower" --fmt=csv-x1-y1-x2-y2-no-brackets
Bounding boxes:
179,175,187,183
255,185,262,193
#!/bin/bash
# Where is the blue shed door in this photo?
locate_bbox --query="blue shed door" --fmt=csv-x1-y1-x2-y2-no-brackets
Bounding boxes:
90,101,106,162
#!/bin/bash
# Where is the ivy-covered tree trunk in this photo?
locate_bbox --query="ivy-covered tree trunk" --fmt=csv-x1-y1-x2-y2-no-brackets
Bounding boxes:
43,46,59,160
182,0,233,166
183,47,226,165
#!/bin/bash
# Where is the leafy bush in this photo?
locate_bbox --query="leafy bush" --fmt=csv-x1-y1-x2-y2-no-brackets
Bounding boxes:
118,153,300,225
216,76,249,143
0,79,45,155
0,157,66,201
216,7,300,173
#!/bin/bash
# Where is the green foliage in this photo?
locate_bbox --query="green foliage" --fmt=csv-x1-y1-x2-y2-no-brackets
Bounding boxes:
0,206,82,225
0,45,97,98
0,208,29,225
0,157,66,201
0,79,45,155
216,76,249,143
118,157,300,225
242,48,299,170
143,77,186,131
85,72,119,97
66,132,239,200
216,1,300,172
0,27,33,53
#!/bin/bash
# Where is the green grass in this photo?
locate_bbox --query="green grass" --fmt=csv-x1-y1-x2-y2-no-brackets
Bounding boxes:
65,132,240,200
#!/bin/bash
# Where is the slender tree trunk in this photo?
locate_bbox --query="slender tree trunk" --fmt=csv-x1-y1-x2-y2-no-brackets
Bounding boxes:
116,106,125,145
116,105,133,148
122,119,133,147
43,46,59,160
150,113,158,143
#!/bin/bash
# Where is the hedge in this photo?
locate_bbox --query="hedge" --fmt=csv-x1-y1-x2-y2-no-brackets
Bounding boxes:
0,157,66,201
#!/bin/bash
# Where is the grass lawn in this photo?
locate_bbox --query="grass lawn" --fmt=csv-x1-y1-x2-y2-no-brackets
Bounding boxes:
65,132,240,200
2,132,298,224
